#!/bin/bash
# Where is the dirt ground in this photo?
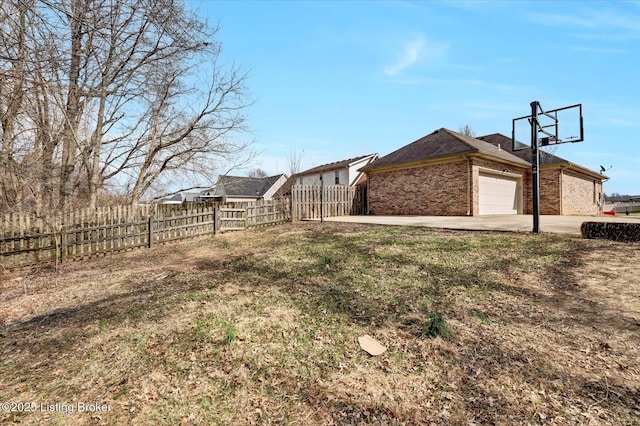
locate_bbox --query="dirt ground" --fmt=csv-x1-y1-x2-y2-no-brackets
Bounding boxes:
1,223,639,425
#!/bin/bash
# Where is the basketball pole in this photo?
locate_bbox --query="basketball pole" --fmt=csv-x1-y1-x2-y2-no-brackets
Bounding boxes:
531,101,541,234
514,102,582,233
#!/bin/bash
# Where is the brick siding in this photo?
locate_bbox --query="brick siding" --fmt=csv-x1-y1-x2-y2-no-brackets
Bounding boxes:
368,159,601,216
561,170,601,215
523,168,601,215
540,168,562,215
368,161,469,215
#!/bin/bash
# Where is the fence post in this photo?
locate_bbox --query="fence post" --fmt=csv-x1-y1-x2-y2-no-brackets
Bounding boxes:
213,207,219,234
59,228,66,264
243,206,248,229
148,215,153,248
320,180,324,223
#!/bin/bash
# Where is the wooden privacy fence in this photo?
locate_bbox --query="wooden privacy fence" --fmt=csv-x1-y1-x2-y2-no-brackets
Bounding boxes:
290,184,365,221
217,198,291,232
0,200,290,269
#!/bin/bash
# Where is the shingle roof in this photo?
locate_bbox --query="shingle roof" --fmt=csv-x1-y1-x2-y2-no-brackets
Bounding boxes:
203,174,285,197
162,193,183,202
299,154,377,175
362,128,529,171
478,133,605,179
183,192,201,202
477,133,567,166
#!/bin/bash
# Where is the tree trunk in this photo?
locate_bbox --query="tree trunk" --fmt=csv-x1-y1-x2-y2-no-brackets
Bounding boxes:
59,0,84,209
0,1,27,211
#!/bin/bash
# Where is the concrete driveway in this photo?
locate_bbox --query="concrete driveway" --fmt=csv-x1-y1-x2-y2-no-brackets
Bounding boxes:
320,214,640,235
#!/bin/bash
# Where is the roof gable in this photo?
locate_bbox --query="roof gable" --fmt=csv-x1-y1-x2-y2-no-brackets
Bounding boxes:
161,193,183,203
363,128,529,171
478,133,566,166
478,133,605,179
298,154,377,176
203,174,286,197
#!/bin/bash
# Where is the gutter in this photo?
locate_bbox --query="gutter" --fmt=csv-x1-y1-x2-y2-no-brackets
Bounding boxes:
360,153,476,175
541,161,607,181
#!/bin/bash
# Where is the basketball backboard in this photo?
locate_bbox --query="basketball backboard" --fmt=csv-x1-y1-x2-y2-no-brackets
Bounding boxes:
512,103,583,151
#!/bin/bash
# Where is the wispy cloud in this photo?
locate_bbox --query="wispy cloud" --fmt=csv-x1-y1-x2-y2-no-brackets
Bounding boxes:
383,76,529,93
528,8,640,31
383,35,448,76
573,32,640,42
463,101,522,113
448,64,485,72
570,45,627,54
608,117,638,127
384,35,426,76
526,7,640,54
572,150,618,159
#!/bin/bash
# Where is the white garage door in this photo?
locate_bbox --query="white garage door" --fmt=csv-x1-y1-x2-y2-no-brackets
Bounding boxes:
479,172,519,215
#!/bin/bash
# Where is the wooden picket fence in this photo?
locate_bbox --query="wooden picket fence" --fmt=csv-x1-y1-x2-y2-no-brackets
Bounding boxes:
0,200,290,270
290,184,365,221
217,198,291,231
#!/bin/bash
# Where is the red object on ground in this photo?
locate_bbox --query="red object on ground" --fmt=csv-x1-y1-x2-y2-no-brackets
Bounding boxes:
603,211,616,216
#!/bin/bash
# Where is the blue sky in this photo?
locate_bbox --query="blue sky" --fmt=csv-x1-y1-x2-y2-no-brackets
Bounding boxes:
189,0,640,195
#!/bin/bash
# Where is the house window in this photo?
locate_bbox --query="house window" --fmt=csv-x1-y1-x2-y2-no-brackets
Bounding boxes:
335,170,340,185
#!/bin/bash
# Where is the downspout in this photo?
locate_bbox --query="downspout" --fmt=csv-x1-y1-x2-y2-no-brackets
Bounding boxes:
464,155,471,216
559,168,564,215
599,175,609,215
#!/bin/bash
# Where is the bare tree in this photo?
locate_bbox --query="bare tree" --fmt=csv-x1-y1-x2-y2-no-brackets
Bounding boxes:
55,0,89,209
458,125,476,138
0,0,252,211
288,145,304,176
247,168,268,178
1,0,66,212
0,0,29,210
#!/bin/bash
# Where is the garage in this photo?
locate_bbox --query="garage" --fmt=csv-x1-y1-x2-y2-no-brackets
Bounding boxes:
478,172,520,215
361,128,532,216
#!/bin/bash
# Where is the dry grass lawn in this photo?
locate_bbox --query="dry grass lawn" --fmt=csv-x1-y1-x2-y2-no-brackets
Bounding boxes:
1,222,639,425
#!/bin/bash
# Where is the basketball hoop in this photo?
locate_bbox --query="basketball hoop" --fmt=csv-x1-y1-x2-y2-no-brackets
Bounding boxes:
512,103,583,151
512,102,584,234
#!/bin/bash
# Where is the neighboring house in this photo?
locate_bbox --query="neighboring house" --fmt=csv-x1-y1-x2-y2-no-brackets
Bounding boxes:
294,154,379,186
603,194,640,215
160,193,184,204
274,154,379,199
159,192,200,204
478,133,606,215
199,174,287,203
360,128,606,216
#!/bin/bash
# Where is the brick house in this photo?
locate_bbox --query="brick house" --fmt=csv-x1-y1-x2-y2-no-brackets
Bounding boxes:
361,128,605,216
478,133,605,215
